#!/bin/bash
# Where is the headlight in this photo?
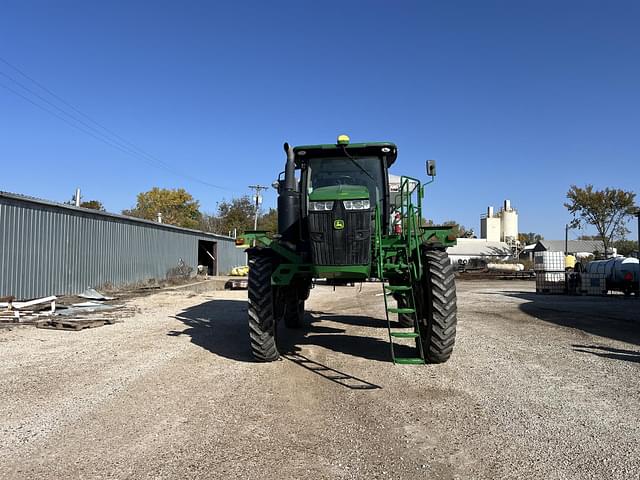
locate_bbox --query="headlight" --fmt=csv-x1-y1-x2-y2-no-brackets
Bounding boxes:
343,199,370,210
309,201,334,211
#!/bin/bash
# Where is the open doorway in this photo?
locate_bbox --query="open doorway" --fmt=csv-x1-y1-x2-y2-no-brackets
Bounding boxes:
198,240,217,276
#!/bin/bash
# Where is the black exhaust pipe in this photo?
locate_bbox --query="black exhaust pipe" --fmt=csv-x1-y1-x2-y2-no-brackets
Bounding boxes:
278,142,300,240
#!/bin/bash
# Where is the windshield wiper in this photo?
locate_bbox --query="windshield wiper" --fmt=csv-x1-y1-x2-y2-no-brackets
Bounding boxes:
341,145,376,182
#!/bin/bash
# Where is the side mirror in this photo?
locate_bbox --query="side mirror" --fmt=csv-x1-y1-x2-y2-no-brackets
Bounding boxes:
426,160,437,177
273,172,285,193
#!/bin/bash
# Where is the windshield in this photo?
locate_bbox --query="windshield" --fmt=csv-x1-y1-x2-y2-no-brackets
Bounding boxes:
306,156,384,206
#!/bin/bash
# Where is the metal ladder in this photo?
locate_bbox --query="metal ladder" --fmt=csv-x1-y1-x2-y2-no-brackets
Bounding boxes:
381,260,426,365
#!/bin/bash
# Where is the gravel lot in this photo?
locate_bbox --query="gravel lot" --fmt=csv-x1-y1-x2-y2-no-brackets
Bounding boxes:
1,279,639,479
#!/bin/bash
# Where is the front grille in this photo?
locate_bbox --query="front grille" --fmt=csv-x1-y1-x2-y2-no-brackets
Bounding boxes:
308,203,371,266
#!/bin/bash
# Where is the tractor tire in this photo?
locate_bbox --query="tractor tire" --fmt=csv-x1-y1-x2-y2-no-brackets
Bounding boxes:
418,248,457,363
247,253,279,362
283,295,305,328
396,295,415,327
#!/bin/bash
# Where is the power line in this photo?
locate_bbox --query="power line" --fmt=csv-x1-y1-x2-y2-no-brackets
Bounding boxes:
0,66,230,191
0,82,156,163
0,56,231,191
0,71,165,168
0,65,195,180
0,56,148,149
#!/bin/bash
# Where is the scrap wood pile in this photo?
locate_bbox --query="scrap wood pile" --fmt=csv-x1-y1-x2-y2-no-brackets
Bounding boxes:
0,288,137,331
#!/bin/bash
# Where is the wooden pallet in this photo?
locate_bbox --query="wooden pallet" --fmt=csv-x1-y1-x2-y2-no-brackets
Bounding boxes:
36,318,115,331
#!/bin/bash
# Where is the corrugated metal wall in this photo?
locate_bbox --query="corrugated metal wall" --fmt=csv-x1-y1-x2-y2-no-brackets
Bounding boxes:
0,194,247,299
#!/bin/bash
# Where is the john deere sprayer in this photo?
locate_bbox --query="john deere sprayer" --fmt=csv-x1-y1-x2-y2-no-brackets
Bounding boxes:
241,135,457,365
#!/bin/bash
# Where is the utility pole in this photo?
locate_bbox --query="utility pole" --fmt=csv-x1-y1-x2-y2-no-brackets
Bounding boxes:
636,210,640,259
248,185,269,230
636,211,640,296
565,223,569,255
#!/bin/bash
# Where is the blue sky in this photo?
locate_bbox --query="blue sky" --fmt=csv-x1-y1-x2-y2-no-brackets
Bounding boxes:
1,0,638,240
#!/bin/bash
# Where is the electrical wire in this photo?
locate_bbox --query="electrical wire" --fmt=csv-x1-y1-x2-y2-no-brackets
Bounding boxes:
0,56,231,191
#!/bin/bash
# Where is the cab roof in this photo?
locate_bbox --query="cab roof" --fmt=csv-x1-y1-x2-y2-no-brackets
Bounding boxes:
293,142,397,168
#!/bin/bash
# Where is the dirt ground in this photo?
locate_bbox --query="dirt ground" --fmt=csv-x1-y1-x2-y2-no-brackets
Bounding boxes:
1,279,639,480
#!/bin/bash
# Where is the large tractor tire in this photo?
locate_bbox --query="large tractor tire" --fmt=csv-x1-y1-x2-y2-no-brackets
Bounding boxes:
418,248,457,363
283,295,305,328
396,295,415,327
247,253,279,362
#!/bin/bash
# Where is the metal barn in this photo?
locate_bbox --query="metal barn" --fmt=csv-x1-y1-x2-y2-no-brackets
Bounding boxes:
0,192,246,300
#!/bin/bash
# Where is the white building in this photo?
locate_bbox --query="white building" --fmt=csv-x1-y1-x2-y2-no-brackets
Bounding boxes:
447,238,513,270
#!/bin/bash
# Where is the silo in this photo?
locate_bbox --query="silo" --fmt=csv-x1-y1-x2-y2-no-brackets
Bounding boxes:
480,206,501,241
500,199,518,242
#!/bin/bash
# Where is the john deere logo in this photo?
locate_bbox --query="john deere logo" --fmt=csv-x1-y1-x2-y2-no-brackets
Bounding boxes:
334,219,345,230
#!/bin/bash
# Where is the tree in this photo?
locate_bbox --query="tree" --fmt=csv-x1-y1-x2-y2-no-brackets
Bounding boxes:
196,199,277,237
565,184,636,255
215,196,256,236
198,212,221,233
123,187,202,229
80,200,105,211
613,239,639,257
518,232,544,244
442,220,468,238
577,234,600,241
258,208,278,235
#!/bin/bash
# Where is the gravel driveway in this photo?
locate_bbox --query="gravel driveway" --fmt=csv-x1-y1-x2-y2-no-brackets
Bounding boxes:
1,280,638,479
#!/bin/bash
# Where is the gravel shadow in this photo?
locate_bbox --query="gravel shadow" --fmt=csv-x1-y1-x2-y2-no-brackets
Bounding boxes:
170,300,415,364
502,291,640,346
169,299,254,361
572,344,640,364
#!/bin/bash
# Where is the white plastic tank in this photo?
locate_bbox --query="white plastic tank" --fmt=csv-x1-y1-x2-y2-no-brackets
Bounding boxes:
487,263,524,272
534,251,566,271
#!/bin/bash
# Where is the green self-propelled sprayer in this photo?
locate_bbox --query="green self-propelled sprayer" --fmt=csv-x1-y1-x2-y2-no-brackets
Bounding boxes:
240,135,457,365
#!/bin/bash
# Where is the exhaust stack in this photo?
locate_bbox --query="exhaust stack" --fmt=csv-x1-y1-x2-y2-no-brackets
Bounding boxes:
277,142,300,240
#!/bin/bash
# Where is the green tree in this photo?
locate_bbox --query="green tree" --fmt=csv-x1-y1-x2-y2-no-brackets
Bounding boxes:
258,208,278,235
577,235,600,241
613,239,639,257
80,200,105,211
198,212,221,233
215,196,256,236
565,184,636,255
198,201,277,237
123,187,202,229
442,220,468,238
518,232,544,244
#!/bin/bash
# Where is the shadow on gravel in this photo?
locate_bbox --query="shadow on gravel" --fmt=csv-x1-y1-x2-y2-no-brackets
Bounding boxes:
170,300,410,367
305,310,402,329
501,291,640,347
282,352,381,390
169,299,254,362
572,344,640,364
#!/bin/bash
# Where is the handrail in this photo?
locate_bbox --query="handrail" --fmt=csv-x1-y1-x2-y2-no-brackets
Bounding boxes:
374,201,383,278
398,176,423,276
